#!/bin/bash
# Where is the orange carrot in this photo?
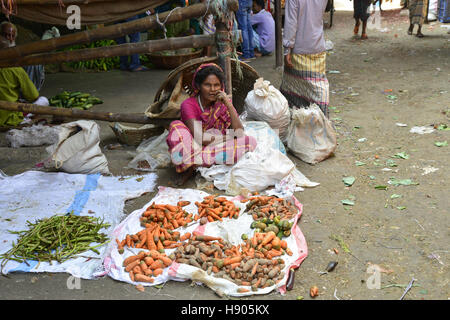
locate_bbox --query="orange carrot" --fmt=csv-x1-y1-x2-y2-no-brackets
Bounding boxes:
280,240,288,250
160,256,173,267
180,232,191,241
134,274,154,283
144,269,153,276
123,251,145,267
129,270,135,282
286,248,293,256
153,268,164,277
165,204,178,212
250,261,259,277
237,288,250,293
177,201,191,207
144,257,154,266
149,259,164,270
259,231,276,248
212,266,219,273
133,265,143,275
125,259,141,272
223,256,242,266
156,240,164,252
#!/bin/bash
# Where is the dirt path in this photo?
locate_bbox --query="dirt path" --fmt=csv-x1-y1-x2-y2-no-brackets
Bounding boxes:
0,10,448,300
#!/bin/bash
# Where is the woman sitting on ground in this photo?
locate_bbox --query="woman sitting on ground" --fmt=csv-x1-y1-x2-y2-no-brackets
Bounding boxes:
166,63,257,185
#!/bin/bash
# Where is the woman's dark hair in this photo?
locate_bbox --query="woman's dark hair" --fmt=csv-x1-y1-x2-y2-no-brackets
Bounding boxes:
194,65,225,89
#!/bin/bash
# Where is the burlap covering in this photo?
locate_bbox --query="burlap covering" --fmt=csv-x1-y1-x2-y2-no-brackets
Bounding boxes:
7,0,168,26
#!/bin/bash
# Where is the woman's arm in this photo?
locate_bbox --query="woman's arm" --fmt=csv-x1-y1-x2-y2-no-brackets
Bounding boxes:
216,91,244,137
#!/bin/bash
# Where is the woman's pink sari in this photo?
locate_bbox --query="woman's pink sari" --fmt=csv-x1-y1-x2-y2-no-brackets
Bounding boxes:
166,63,256,173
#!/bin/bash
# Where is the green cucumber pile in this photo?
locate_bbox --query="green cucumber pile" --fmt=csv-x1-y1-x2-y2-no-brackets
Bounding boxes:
49,91,103,110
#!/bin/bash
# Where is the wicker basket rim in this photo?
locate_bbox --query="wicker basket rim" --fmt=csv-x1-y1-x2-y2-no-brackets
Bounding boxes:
153,56,259,103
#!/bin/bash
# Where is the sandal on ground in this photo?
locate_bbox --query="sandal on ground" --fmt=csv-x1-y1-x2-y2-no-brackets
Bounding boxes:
130,65,149,72
361,33,368,40
416,33,424,38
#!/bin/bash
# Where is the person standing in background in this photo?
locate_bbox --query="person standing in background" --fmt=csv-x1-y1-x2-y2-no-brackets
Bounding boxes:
114,15,148,72
279,0,329,117
236,0,255,62
352,0,371,40
407,0,428,37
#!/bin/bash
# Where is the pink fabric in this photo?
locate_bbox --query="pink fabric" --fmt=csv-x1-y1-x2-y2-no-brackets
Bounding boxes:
180,97,235,135
166,120,257,173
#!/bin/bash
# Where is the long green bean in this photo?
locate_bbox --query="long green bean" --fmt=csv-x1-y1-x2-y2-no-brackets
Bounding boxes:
0,214,110,273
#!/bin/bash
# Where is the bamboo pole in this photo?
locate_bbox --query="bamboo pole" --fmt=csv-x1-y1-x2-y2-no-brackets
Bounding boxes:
0,34,215,68
0,100,174,125
0,0,239,61
215,21,233,96
275,0,283,68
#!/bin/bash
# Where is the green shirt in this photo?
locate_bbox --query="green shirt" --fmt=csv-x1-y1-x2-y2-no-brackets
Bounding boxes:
0,67,39,126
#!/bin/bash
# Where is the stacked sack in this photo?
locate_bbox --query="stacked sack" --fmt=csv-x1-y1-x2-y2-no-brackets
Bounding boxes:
243,78,291,142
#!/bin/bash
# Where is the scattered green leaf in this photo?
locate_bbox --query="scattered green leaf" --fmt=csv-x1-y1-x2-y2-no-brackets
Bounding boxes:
434,141,448,147
389,178,419,186
375,185,388,190
386,159,398,167
390,194,402,199
393,152,409,159
330,234,351,253
437,124,450,131
342,176,356,186
355,161,366,166
341,199,355,206
396,206,407,210
369,175,376,180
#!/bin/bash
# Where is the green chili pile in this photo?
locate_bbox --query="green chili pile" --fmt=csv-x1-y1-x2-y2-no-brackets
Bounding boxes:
1,214,110,272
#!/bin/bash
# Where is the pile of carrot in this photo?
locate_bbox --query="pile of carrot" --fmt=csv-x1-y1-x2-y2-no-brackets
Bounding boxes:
243,195,298,221
116,202,196,253
193,195,241,223
141,202,194,230
173,231,291,291
123,249,173,283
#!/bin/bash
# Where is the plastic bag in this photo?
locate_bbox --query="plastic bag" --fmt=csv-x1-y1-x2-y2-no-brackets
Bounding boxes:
198,121,318,195
244,78,291,141
6,124,60,148
44,120,110,174
286,104,337,164
126,130,171,171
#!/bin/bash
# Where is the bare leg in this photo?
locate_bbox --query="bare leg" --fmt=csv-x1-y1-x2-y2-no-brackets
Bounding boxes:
175,166,196,186
361,20,368,39
408,24,414,35
416,25,424,38
354,19,360,35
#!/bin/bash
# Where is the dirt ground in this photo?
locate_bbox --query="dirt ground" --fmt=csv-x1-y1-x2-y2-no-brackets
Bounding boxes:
0,10,449,300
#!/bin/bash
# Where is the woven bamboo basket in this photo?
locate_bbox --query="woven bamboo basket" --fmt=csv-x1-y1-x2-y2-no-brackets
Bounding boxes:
150,56,260,115
147,48,205,70
109,122,164,146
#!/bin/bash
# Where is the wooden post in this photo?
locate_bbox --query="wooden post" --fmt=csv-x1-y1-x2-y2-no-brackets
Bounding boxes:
275,0,283,68
0,34,215,68
215,21,233,96
0,0,239,61
0,100,174,125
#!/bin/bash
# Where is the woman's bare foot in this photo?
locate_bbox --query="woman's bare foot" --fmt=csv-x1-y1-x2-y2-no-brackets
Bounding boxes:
361,33,368,40
175,166,196,186
354,25,360,35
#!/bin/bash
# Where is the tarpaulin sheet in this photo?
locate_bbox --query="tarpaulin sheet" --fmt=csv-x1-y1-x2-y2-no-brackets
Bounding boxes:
100,186,308,296
0,170,157,279
8,0,169,26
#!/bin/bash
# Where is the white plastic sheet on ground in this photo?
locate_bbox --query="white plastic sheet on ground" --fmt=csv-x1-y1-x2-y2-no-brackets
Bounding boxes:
197,121,319,196
0,171,157,279
102,186,308,296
